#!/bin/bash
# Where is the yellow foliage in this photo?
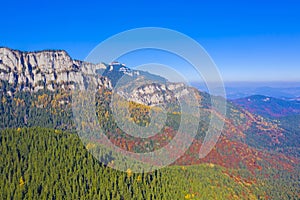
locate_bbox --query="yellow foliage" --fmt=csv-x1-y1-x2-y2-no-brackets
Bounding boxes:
81,121,86,129
137,175,141,182
184,193,195,199
249,194,258,200
208,163,215,168
36,94,49,108
108,160,115,167
86,143,96,150
244,182,252,187
104,111,109,119
14,98,25,106
19,176,25,186
1,97,6,104
126,168,132,178
172,111,181,115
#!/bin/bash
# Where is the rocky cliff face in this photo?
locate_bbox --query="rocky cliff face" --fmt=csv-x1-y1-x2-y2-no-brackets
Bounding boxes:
0,47,194,106
0,47,111,93
119,82,197,106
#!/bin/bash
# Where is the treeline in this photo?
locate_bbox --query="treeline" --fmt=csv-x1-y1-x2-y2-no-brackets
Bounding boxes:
0,81,74,130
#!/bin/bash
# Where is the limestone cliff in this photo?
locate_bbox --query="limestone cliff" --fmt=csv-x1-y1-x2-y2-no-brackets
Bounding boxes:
0,47,193,106
0,47,111,93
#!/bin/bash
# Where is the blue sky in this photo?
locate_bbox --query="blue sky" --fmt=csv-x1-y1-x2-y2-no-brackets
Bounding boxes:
1,0,300,83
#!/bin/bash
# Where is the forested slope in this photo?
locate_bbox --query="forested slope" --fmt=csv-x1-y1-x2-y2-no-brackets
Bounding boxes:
1,128,299,199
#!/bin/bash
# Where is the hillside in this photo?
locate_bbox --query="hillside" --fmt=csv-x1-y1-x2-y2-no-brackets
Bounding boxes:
1,128,299,199
1,48,299,158
0,48,299,199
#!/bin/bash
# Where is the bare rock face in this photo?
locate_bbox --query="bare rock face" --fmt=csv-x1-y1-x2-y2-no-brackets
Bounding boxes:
0,47,110,93
116,81,195,106
0,47,193,106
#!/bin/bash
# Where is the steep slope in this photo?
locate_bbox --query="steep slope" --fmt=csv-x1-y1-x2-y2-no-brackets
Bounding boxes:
231,95,300,157
2,128,299,200
0,48,298,180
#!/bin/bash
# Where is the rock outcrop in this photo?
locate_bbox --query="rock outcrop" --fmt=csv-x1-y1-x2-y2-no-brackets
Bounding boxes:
0,47,194,106
119,82,195,106
0,47,111,93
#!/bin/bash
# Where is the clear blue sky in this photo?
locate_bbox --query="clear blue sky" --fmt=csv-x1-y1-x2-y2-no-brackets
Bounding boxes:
1,0,300,82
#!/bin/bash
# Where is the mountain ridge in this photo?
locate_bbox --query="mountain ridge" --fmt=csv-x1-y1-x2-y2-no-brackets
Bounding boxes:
0,47,299,167
0,47,199,107
232,94,300,118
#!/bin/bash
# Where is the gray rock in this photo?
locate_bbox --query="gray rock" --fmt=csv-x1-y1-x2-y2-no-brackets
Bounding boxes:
0,47,112,93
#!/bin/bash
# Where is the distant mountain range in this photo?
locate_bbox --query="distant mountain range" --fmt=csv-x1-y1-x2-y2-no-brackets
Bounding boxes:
232,95,300,160
193,82,300,100
224,86,300,100
232,95,300,118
